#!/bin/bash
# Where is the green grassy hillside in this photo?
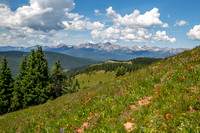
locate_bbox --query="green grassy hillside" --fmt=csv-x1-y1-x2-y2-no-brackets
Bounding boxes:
76,70,116,89
0,51,98,77
0,47,199,132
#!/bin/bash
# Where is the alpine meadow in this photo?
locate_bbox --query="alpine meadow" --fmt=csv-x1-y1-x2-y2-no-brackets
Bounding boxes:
0,0,200,132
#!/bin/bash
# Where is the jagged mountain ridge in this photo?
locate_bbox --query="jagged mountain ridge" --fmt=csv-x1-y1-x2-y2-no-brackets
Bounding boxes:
0,42,188,61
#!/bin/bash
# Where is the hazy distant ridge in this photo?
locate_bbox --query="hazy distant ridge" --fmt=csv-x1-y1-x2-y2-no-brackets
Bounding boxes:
0,43,188,61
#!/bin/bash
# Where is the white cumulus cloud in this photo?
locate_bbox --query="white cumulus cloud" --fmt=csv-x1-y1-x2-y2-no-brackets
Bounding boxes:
120,28,152,42
187,25,200,40
91,7,174,43
153,31,176,42
0,0,75,32
63,13,104,31
174,20,188,27
106,7,168,28
91,25,121,43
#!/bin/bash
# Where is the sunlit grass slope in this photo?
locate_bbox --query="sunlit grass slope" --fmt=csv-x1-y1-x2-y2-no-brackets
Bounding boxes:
76,70,115,89
0,46,199,132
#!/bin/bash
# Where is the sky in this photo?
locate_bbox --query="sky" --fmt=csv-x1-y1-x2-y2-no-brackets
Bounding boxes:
0,0,200,48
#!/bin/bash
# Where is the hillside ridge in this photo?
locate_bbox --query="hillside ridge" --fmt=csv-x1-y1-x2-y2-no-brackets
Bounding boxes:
0,51,98,77
0,46,199,132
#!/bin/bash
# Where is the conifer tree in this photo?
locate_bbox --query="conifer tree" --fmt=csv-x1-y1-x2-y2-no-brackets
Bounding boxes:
115,66,126,77
10,55,27,111
22,49,37,107
51,57,64,98
34,46,50,104
22,47,51,106
0,56,14,114
17,55,28,80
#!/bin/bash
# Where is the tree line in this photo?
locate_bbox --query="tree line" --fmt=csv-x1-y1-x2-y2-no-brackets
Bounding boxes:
0,47,80,115
71,57,161,77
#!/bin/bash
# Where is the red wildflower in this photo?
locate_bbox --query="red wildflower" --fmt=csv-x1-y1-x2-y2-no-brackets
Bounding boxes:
123,90,126,94
128,117,131,121
90,112,92,115
166,113,172,119
116,92,119,96
72,125,76,129
181,78,184,81
157,90,160,93
155,96,158,99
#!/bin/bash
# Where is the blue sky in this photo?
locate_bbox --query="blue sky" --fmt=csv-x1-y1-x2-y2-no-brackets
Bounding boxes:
0,0,200,48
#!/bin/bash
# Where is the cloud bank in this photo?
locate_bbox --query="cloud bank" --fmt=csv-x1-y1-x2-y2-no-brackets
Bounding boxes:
91,7,175,43
0,1,178,46
187,25,200,40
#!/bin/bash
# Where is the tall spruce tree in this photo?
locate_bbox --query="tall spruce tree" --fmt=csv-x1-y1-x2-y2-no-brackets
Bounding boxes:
22,47,51,107
22,49,37,107
51,57,64,98
34,46,50,104
0,56,14,114
10,55,27,111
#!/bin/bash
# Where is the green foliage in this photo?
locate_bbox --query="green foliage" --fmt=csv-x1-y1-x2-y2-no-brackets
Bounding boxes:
62,75,80,94
20,47,51,107
34,47,50,103
51,58,64,98
0,47,82,115
71,57,161,76
10,55,27,111
115,66,126,77
131,57,161,65
0,56,14,114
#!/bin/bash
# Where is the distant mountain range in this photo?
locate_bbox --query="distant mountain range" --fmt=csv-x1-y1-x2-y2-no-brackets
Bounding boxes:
0,42,188,61
0,51,98,77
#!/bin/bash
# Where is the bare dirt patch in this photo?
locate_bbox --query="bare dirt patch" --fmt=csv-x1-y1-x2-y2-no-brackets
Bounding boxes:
124,122,136,132
76,122,89,133
190,86,197,92
189,106,196,113
130,96,152,110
